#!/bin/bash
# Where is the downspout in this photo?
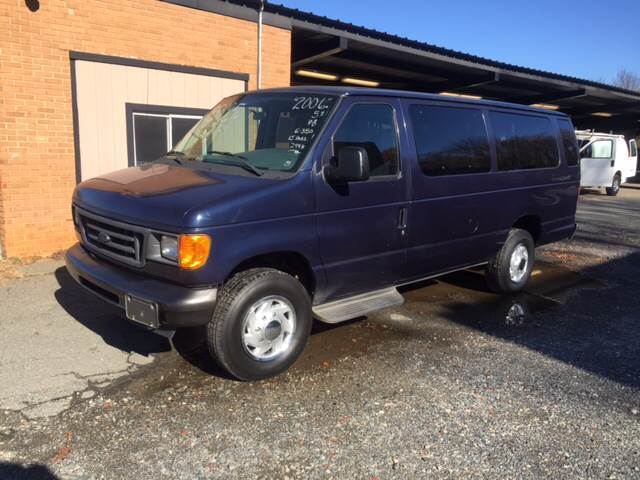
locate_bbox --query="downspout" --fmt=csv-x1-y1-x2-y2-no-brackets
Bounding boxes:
257,0,265,90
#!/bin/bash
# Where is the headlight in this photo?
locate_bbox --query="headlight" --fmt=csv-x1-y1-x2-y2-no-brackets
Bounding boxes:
178,234,211,270
146,233,211,269
160,236,179,261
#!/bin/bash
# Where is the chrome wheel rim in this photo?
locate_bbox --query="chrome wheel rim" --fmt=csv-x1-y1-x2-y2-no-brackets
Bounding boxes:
241,296,296,361
509,244,529,283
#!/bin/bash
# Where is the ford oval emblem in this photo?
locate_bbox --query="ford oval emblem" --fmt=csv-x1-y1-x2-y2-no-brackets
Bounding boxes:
98,231,111,244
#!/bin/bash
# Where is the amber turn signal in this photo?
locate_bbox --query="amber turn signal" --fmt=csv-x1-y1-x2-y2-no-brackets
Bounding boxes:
178,234,211,270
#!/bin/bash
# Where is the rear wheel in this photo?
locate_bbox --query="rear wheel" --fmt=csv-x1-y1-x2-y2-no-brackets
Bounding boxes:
485,228,535,294
207,268,312,381
605,173,621,196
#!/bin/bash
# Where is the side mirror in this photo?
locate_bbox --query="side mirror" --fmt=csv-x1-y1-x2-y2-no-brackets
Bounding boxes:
324,146,370,183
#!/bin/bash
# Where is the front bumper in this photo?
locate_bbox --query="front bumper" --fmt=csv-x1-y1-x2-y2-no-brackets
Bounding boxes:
65,243,217,329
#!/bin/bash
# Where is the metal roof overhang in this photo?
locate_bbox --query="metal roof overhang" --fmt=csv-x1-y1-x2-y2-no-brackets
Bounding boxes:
291,27,640,134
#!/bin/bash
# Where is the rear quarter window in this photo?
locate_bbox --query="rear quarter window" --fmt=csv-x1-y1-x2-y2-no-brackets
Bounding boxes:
409,104,491,176
557,118,579,166
490,111,560,170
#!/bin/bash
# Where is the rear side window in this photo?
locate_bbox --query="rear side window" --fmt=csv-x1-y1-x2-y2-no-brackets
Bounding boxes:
630,140,638,157
409,104,491,176
334,103,399,177
490,111,559,170
558,119,579,166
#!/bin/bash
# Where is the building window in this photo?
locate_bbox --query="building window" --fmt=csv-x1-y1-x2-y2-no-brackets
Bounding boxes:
127,104,209,165
490,111,560,170
409,104,491,176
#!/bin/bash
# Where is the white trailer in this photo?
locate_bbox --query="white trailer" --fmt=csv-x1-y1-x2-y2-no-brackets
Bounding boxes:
576,130,638,196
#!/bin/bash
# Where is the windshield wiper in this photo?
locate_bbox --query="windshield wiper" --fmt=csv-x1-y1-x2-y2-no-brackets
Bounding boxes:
204,150,263,176
165,150,188,165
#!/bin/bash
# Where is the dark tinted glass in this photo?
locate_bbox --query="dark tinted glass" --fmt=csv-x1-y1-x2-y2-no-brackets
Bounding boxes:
134,115,168,164
490,111,559,170
171,117,200,147
630,140,637,157
334,104,398,177
558,119,579,166
409,104,490,176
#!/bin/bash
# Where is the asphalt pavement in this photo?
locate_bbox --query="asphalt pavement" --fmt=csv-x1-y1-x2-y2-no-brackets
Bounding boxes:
1,185,639,479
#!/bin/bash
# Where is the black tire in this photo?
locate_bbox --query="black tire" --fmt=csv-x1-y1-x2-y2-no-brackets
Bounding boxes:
485,228,535,294
207,268,312,381
605,173,621,196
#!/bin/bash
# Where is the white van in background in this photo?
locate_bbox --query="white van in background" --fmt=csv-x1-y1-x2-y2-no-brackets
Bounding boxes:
577,130,638,196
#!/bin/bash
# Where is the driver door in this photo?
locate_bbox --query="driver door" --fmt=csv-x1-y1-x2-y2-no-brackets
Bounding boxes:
312,97,409,302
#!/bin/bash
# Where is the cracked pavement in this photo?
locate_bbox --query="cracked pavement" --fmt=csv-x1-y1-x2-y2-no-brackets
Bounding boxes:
0,265,161,419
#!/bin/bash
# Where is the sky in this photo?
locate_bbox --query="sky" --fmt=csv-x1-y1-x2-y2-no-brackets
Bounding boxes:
277,0,640,85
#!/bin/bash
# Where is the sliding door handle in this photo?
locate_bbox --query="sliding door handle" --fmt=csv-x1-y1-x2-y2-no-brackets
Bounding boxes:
397,207,408,229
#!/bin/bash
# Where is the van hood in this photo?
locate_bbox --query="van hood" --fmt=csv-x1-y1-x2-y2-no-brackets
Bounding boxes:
73,163,312,231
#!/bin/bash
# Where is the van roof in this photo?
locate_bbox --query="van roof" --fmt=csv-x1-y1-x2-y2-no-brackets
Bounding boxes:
255,85,571,118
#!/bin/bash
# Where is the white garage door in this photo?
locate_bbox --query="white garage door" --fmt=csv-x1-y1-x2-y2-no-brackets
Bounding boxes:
73,58,246,181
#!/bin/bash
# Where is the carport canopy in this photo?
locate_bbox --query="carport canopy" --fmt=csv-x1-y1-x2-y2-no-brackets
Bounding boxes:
282,8,640,136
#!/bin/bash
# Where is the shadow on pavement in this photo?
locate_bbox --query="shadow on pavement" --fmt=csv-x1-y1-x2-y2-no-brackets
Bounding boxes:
0,462,60,480
53,264,367,380
431,251,640,390
170,326,234,379
54,267,171,357
169,314,366,379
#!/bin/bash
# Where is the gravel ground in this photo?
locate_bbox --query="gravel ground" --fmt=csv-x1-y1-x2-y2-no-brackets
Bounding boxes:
1,186,640,479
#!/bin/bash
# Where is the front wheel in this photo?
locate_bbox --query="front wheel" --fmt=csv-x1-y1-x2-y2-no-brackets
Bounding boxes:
207,268,312,381
605,173,621,196
485,228,535,294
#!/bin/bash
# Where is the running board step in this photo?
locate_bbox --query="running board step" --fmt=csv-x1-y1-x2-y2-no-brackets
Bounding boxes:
313,287,404,324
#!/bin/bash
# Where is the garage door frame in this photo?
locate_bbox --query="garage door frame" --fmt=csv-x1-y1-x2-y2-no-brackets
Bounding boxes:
69,51,249,183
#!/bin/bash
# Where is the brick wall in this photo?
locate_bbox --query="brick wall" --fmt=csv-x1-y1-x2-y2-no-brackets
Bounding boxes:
0,0,291,258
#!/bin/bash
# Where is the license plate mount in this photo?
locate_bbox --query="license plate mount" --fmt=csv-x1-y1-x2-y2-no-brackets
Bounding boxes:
124,295,159,329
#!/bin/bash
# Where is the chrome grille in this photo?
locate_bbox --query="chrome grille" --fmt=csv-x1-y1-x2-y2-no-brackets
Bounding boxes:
77,209,145,267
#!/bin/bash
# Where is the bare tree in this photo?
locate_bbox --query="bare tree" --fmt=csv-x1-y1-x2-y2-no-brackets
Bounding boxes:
613,68,640,91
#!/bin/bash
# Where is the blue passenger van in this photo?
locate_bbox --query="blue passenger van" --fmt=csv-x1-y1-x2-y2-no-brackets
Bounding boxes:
66,86,580,380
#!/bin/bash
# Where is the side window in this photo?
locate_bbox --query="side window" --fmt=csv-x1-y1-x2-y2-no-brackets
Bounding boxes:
333,103,399,177
584,140,613,159
558,119,579,166
490,111,560,170
630,140,638,157
409,104,490,176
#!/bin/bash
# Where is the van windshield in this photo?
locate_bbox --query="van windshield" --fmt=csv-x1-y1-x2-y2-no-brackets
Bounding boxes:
172,92,338,175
